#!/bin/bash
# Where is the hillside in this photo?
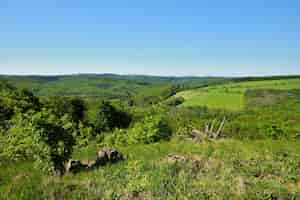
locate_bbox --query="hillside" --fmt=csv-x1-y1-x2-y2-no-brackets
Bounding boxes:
2,140,300,199
1,75,300,199
175,77,300,110
0,74,226,98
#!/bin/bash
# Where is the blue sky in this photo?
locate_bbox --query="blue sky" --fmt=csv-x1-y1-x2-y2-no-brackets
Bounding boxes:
0,0,299,76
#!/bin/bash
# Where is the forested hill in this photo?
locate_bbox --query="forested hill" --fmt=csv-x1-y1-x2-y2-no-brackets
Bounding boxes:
0,74,226,103
1,74,300,105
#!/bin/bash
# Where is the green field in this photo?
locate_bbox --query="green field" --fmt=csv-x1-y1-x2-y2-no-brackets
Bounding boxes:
178,91,244,110
176,78,300,110
1,139,300,199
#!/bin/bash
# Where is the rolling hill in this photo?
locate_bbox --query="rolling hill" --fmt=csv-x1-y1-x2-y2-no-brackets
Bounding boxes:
0,74,226,100
175,77,300,110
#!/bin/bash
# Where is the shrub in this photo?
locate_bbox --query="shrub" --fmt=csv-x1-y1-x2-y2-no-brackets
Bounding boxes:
264,122,287,139
165,97,185,106
76,122,95,147
1,110,75,175
0,86,40,121
104,115,171,145
104,129,128,146
32,110,76,174
128,115,171,144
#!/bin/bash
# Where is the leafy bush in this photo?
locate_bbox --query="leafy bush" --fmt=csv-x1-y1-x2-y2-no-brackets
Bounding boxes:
0,84,40,121
1,110,75,175
165,97,185,106
129,115,171,144
104,129,128,146
104,115,171,145
76,122,95,147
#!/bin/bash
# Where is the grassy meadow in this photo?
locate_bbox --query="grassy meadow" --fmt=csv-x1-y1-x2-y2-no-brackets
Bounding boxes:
177,91,244,110
1,139,300,199
176,78,300,110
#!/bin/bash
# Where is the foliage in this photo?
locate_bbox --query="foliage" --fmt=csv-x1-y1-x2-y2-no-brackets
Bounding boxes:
103,128,128,146
1,110,75,174
128,115,171,144
164,96,185,106
0,112,37,162
42,96,86,125
2,75,300,198
68,98,87,124
0,75,226,103
0,98,14,122
0,83,40,119
94,101,131,133
31,111,76,174
104,114,171,145
76,122,95,147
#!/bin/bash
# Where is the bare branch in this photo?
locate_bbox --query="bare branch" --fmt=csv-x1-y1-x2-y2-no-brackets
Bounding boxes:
216,117,226,138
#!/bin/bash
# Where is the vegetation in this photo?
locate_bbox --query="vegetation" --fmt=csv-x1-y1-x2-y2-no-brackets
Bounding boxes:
104,114,171,145
0,74,226,105
1,140,300,199
94,101,131,134
176,78,300,109
1,75,300,199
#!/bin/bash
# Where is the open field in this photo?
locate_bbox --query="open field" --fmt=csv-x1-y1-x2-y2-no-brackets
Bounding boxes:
176,78,300,110
178,91,244,110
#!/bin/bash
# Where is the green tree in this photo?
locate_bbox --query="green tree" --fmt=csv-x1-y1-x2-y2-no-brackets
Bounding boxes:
94,101,131,133
14,88,40,113
0,84,40,118
2,109,75,175
0,98,13,122
69,97,87,124
43,96,86,124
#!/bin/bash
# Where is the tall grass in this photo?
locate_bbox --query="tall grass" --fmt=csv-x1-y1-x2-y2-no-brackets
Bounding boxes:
1,139,300,199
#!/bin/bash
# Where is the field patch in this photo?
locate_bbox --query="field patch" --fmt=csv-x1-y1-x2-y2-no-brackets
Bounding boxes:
179,91,244,110
176,78,300,110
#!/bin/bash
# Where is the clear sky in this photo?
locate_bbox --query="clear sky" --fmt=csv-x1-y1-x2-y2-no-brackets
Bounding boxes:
0,0,299,76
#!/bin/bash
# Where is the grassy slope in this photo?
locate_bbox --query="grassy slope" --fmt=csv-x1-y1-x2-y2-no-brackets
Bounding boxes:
176,78,300,110
1,139,300,199
178,91,244,110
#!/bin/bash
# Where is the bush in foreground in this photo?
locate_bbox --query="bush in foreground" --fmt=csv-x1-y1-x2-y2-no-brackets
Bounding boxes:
104,115,171,146
0,109,75,175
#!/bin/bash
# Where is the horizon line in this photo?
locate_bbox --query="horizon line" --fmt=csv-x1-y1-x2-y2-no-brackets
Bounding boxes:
0,72,300,79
